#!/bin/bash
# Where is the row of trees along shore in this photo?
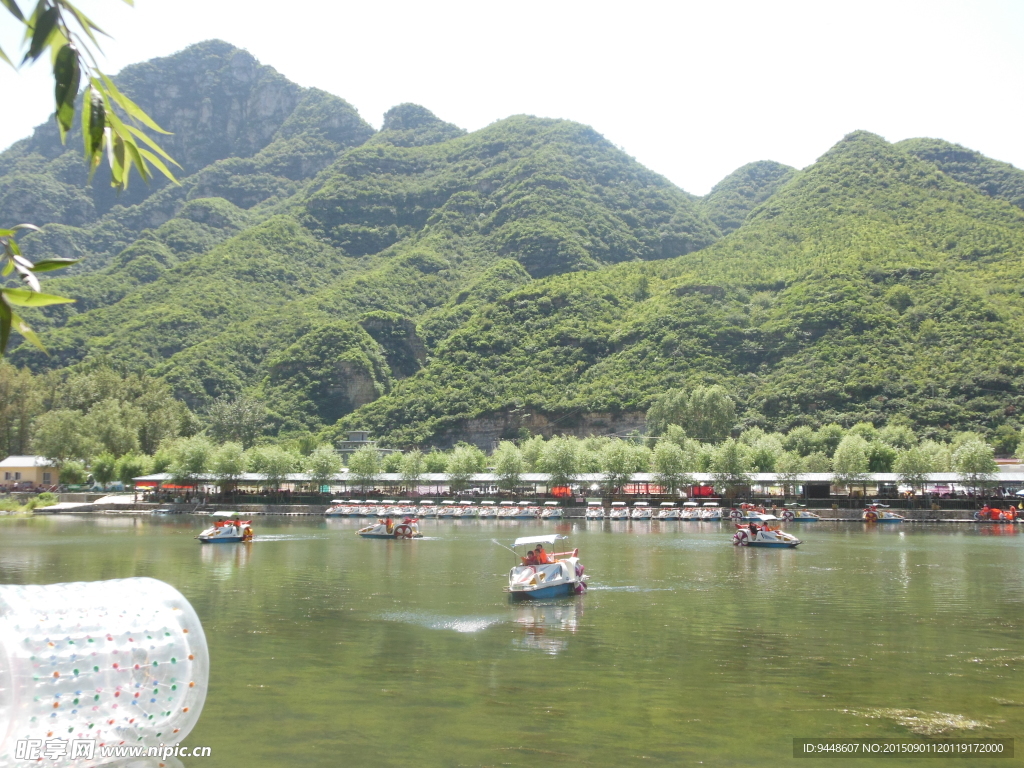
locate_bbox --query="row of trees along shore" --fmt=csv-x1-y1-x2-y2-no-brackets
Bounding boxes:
0,371,1008,494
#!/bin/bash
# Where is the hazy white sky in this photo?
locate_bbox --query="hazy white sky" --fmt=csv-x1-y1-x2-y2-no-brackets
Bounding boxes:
1,0,1022,194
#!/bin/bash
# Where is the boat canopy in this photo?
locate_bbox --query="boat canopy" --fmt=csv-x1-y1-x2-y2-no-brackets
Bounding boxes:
513,534,567,547
330,500,345,504
211,511,241,517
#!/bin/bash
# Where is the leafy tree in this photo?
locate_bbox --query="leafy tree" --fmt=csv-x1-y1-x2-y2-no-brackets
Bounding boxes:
804,451,832,473
0,361,40,456
347,445,381,491
747,433,784,472
492,441,524,493
520,435,547,471
919,440,952,472
59,459,87,485
710,438,752,492
652,440,693,494
31,408,95,464
82,397,143,456
446,444,485,492
878,424,917,450
832,434,870,486
115,452,151,487
813,424,847,456
207,396,266,449
992,424,1020,456
783,425,816,457
399,449,425,490
894,447,933,496
248,444,298,492
867,441,898,473
167,435,214,489
952,440,997,494
847,421,879,442
600,440,636,493
305,445,342,492
539,436,580,488
381,452,403,473
423,449,448,473
210,442,246,491
91,451,116,487
647,385,735,442
775,450,805,495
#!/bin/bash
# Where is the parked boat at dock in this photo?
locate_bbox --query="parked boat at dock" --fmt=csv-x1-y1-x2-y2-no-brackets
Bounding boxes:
540,501,563,519
862,504,905,523
608,502,629,520
585,501,605,519
656,502,679,520
630,502,652,519
698,502,722,520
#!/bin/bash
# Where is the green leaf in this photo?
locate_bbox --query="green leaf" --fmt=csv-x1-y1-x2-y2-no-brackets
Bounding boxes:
12,312,44,352
0,296,11,355
82,85,104,168
53,43,80,139
136,147,176,182
2,288,75,307
1,0,25,22
0,259,12,277
99,72,170,133
60,1,107,49
24,5,59,63
0,43,13,67
31,257,80,272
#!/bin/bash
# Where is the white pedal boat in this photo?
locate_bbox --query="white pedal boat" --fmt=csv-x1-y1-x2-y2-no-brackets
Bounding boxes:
608,502,629,520
699,502,722,520
656,502,680,520
732,523,801,548
478,501,497,518
198,513,253,543
585,501,605,519
780,507,820,522
540,501,563,519
324,499,354,517
506,534,587,600
452,500,476,518
357,516,423,539
512,502,539,519
630,502,652,519
730,504,779,523
678,501,700,520
863,504,904,523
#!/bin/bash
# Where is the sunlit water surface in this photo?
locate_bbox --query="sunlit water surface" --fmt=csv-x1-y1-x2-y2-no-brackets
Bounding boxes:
2,516,1023,766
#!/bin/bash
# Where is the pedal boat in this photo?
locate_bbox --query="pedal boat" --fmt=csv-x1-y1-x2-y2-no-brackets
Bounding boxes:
780,507,820,522
973,505,1019,522
506,534,587,600
496,501,518,518
512,501,539,519
478,501,497,518
608,501,629,520
540,501,563,519
417,500,438,519
197,513,253,543
656,502,680,520
630,502,652,520
862,504,904,523
679,501,700,520
730,503,779,523
732,523,801,548
438,500,458,518
357,516,423,539
585,501,605,519
453,500,477,518
324,499,351,517
698,502,722,520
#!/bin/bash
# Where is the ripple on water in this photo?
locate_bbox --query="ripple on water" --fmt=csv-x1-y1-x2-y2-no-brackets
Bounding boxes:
379,610,504,633
251,534,327,542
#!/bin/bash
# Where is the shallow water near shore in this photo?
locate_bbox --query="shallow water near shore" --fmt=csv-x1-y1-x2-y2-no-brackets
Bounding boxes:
2,516,1023,766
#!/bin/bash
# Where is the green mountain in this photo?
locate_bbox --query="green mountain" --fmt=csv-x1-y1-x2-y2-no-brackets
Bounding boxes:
700,160,795,235
5,42,1024,449
4,42,720,437
336,131,1024,445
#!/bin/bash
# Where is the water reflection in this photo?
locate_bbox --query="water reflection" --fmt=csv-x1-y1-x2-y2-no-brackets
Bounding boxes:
199,540,251,572
511,598,583,655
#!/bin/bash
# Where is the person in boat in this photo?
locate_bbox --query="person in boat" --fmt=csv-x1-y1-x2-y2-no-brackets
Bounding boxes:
535,544,552,564
522,549,538,566
385,517,394,534
748,522,759,538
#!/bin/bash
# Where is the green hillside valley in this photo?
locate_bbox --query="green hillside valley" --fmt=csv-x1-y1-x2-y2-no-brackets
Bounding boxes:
4,40,1024,478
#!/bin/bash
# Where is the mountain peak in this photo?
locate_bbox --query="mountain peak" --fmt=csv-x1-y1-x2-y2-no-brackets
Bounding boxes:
375,103,466,147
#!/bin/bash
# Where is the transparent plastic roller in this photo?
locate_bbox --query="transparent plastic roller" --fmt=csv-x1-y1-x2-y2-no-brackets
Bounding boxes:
0,578,208,766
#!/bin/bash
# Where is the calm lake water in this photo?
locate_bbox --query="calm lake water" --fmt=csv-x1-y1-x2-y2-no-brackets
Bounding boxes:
2,515,1023,767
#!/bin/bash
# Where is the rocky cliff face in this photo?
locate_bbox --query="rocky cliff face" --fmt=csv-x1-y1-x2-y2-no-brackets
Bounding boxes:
433,410,647,451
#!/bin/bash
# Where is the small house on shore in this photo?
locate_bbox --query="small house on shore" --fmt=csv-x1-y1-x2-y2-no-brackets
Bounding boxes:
0,455,59,490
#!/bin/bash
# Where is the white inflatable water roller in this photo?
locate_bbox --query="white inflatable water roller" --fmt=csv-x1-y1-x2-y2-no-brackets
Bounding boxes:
0,577,208,764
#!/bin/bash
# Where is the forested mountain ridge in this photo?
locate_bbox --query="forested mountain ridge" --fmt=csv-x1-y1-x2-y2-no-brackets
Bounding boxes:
3,43,721,437
5,42,1024,450
336,130,1024,446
